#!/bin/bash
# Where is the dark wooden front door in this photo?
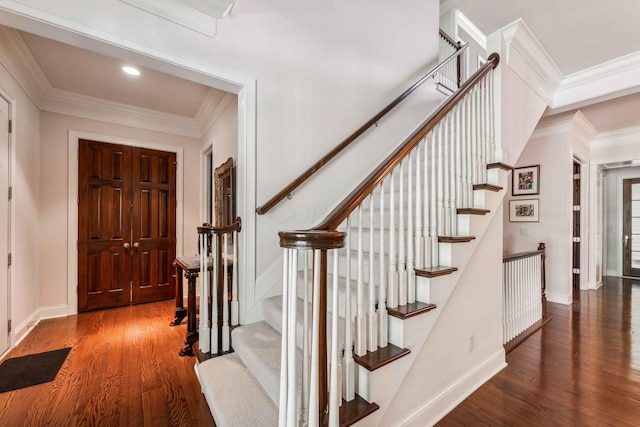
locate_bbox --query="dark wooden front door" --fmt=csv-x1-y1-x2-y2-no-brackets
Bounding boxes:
623,178,640,277
78,139,176,312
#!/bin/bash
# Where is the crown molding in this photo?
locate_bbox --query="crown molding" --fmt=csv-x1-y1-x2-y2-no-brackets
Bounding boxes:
591,124,640,151
530,111,597,143
119,0,234,37
41,88,202,138
0,25,50,107
196,89,235,134
502,19,563,107
553,51,640,109
455,10,486,50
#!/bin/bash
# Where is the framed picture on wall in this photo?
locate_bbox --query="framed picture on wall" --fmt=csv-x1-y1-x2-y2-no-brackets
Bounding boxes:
509,199,540,222
512,165,540,195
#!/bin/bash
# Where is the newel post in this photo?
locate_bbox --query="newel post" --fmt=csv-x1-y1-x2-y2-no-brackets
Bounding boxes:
278,230,345,423
538,242,547,318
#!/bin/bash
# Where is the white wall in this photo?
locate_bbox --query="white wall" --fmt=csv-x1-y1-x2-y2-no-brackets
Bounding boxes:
504,112,595,304
603,166,640,276
0,60,41,345
39,112,202,309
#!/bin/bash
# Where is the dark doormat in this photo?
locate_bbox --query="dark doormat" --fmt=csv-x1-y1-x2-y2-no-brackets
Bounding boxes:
0,347,71,393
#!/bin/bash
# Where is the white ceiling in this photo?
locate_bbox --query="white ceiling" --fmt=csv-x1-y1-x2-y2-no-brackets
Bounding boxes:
444,0,640,133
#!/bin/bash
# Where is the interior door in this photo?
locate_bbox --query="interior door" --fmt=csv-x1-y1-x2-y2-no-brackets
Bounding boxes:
78,140,132,311
78,140,176,312
623,178,640,277
130,147,176,304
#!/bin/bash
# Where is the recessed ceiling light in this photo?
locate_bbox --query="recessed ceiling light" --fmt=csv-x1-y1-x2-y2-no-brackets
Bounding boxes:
122,66,140,76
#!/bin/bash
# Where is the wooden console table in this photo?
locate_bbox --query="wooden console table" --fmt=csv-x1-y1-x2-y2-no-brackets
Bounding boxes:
171,255,212,357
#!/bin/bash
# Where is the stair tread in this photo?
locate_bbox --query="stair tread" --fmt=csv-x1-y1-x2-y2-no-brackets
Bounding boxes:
196,352,279,427
457,208,490,215
387,301,437,319
438,235,476,243
487,162,513,171
473,183,503,192
232,321,296,406
353,343,410,371
415,266,458,278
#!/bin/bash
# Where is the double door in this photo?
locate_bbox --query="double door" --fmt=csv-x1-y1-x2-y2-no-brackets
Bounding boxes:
78,139,176,312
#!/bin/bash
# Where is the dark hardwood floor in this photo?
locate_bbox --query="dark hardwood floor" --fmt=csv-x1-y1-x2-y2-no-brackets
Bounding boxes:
0,300,216,427
438,276,640,426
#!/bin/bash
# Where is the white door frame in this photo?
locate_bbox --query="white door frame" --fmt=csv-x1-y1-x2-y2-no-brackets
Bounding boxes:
0,90,12,355
0,8,257,320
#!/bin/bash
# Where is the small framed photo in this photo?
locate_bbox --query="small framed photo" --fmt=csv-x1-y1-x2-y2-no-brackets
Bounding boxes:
512,165,540,196
509,199,540,222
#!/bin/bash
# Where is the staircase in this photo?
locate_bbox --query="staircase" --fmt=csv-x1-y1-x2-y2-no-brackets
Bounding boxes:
195,53,507,426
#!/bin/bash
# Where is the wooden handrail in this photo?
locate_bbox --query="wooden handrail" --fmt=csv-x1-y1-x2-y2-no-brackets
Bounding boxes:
256,44,470,215
503,248,544,263
197,217,242,235
312,53,499,231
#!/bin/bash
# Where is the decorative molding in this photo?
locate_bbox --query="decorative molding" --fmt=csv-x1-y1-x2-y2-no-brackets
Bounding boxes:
530,111,597,144
455,10,486,50
195,89,235,135
177,0,235,18
554,50,640,109
568,111,598,143
12,308,40,349
0,25,49,107
0,25,234,138
120,0,219,37
591,124,640,151
38,304,68,320
502,19,563,107
393,349,506,426
43,88,202,138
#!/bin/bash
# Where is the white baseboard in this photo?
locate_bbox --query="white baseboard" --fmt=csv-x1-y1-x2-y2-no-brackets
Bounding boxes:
393,349,507,427
547,291,571,305
12,304,69,349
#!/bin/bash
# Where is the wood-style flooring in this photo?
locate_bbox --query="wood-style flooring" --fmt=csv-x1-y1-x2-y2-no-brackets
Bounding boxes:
438,276,640,426
0,300,216,427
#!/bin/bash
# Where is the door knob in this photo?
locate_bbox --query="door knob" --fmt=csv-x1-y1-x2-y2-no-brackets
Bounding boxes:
123,242,130,248
133,242,140,248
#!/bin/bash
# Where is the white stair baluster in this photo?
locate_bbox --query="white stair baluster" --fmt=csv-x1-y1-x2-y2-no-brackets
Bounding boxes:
378,181,388,348
407,150,416,304
355,206,366,356
399,160,407,307
415,141,424,268
443,114,451,236
199,234,210,353
388,171,398,308
222,233,230,352
278,249,290,427
367,194,378,352
231,230,239,326
301,251,311,424
287,249,298,426
430,130,439,267
329,251,340,427
343,216,355,401
211,236,219,354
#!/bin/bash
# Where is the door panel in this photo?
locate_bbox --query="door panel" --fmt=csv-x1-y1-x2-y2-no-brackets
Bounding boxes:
78,141,176,311
78,140,132,311
623,178,640,277
131,147,176,304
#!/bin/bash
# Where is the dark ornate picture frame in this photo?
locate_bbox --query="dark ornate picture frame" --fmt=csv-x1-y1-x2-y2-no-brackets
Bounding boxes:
214,157,235,228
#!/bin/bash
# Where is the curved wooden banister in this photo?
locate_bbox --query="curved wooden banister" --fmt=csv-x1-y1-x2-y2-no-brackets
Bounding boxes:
312,53,500,231
256,44,470,215
197,217,242,235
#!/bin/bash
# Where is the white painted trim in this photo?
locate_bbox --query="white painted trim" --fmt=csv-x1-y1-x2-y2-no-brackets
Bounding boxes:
196,92,235,136
454,10,486,50
501,19,563,107
38,304,68,320
592,124,640,151
42,89,202,138
0,89,12,355
554,50,640,109
244,253,284,324
67,130,185,315
546,291,571,305
392,349,506,427
12,307,39,349
119,0,218,37
200,142,213,225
